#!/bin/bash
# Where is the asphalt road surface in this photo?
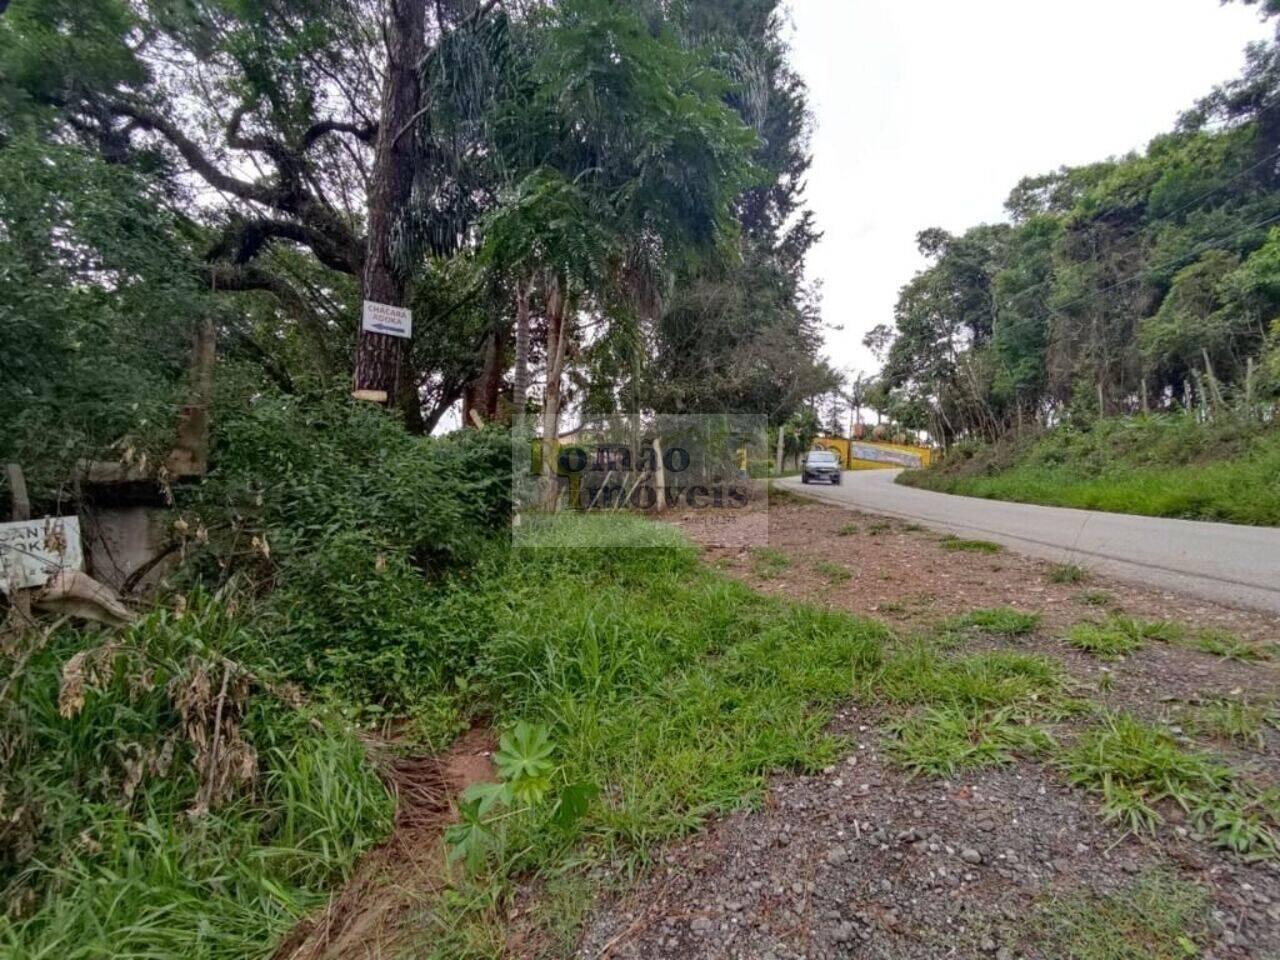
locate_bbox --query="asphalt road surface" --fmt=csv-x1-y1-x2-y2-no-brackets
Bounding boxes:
780,469,1280,615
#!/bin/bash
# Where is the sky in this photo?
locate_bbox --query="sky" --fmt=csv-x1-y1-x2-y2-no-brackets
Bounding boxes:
786,0,1275,379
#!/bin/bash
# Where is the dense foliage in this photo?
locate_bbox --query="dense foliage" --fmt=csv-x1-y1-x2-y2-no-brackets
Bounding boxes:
1,597,396,958
0,0,833,481
867,8,1280,443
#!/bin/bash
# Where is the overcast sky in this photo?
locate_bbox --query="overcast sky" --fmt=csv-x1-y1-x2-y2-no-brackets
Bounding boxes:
786,0,1275,379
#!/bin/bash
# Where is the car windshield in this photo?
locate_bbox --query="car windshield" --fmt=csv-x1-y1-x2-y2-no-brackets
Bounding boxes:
808,452,838,463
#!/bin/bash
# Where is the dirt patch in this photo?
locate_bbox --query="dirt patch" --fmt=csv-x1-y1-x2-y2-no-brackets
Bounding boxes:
276,726,496,960
689,501,1279,644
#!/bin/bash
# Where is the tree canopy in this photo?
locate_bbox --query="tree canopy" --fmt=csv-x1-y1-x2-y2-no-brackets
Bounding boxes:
868,10,1280,442
0,0,835,500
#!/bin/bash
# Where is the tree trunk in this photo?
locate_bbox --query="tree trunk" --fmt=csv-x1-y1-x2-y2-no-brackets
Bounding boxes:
464,326,504,426
513,279,531,418
5,463,31,622
1246,357,1256,419
482,325,505,422
540,276,568,500
354,0,426,415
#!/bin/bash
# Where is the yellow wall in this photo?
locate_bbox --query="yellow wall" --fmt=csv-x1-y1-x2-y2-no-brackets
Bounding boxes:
815,436,932,471
812,437,850,465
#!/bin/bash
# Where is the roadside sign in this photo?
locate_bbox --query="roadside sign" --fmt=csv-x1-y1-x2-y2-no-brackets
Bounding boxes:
362,301,413,339
0,516,83,592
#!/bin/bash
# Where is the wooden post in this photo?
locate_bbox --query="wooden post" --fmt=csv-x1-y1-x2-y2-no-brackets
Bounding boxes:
5,464,30,522
167,315,215,478
774,423,785,477
1246,357,1256,419
652,434,666,513
1141,377,1150,415
4,463,31,622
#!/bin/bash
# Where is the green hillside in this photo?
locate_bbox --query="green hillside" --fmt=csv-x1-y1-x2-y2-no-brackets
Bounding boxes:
900,415,1280,527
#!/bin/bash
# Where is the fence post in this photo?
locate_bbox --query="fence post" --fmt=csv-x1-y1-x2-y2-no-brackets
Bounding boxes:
4,463,32,622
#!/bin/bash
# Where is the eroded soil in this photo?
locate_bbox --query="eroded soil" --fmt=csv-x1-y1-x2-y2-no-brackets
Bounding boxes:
277,727,496,960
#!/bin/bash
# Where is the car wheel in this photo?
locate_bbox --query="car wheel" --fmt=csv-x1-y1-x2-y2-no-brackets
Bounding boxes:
834,475,842,486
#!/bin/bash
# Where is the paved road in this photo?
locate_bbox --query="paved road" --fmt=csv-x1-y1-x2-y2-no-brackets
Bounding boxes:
780,469,1280,615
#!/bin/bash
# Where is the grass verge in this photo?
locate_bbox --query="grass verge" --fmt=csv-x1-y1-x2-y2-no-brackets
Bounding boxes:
1186,699,1278,747
414,514,887,957
884,705,1052,776
1067,616,1181,660
900,415,1280,527
750,546,791,578
1067,616,1270,662
940,536,1002,553
942,607,1042,639
1048,563,1089,584
1,600,394,959
814,561,853,584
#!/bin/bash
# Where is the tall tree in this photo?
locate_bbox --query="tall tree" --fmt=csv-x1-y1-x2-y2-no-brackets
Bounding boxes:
1,0,512,425
480,0,758,455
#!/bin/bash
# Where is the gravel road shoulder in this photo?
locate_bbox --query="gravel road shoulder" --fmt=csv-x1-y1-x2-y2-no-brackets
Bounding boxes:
565,500,1280,960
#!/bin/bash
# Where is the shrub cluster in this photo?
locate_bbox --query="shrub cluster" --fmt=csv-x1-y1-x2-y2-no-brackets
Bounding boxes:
1,597,393,958
182,393,513,724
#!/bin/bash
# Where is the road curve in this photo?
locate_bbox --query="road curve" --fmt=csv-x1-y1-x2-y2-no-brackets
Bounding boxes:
779,469,1280,615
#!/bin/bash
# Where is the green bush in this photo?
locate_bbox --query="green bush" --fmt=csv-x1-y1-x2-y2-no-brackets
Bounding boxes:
0,138,204,508
178,394,513,721
199,392,511,570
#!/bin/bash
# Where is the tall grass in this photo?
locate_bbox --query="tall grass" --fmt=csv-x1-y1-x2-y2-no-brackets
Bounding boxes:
5,515,888,959
1062,713,1279,854
1,602,393,959
478,515,885,852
